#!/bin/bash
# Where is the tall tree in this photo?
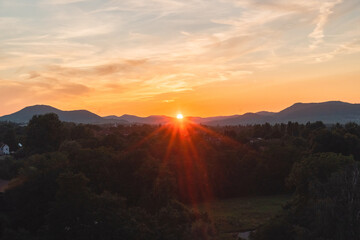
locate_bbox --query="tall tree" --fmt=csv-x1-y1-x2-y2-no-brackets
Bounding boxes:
25,113,64,154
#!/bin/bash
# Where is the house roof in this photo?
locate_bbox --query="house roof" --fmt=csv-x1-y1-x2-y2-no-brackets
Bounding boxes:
0,143,8,149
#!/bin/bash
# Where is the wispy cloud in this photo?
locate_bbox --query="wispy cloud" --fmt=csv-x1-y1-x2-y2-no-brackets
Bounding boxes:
314,39,360,62
309,0,343,49
0,0,359,116
42,0,90,5
56,25,115,39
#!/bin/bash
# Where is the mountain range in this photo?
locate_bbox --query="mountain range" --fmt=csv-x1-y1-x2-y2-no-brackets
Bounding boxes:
1,101,360,125
0,105,128,125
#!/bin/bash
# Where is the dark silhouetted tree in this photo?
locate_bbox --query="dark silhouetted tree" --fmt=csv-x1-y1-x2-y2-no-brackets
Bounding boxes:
25,113,64,154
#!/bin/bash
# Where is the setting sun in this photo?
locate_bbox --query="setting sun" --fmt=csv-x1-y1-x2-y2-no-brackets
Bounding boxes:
177,114,184,120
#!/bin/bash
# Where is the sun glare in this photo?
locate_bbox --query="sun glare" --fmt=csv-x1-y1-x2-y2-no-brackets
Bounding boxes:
177,113,184,120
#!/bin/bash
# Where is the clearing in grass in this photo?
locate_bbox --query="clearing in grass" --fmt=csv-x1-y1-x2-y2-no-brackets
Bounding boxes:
193,195,291,239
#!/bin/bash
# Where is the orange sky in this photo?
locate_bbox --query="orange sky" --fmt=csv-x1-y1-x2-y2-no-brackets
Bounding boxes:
1,0,359,117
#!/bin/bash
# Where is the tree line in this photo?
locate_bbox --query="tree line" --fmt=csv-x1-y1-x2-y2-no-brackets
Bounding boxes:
0,114,360,239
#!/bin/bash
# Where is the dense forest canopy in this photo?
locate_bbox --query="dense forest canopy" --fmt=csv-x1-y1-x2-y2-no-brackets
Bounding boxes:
1,114,360,240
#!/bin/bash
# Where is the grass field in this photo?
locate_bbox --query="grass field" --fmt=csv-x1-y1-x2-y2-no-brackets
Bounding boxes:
193,195,291,239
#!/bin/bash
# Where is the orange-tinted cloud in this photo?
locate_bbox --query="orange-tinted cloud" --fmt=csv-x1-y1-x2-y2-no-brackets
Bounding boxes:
0,0,359,117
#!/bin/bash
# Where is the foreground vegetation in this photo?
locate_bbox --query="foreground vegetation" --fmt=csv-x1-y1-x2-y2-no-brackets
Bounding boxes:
194,195,290,239
1,114,360,239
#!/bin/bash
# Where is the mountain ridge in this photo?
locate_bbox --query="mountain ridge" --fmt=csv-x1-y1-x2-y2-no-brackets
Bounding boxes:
0,105,128,124
1,101,360,125
104,114,173,124
205,101,360,125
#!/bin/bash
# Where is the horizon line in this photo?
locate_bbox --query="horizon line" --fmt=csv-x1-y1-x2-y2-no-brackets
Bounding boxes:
1,100,359,119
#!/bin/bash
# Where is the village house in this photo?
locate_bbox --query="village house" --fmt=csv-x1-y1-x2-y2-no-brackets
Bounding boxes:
0,143,10,156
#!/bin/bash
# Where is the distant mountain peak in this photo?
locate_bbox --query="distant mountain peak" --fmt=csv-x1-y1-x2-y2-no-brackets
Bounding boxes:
256,111,275,116
204,101,360,126
290,101,349,106
23,104,59,111
0,105,128,124
120,114,136,117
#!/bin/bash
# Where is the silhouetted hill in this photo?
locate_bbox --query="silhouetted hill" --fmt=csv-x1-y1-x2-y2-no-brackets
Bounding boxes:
105,102,360,125
2,101,360,125
0,105,128,124
187,116,235,124
277,101,360,123
104,114,173,124
205,101,360,125
205,113,275,125
256,111,276,116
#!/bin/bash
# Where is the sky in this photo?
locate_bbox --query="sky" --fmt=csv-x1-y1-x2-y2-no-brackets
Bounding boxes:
0,0,359,117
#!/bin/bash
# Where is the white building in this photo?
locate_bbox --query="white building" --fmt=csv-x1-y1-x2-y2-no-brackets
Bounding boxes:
0,144,10,155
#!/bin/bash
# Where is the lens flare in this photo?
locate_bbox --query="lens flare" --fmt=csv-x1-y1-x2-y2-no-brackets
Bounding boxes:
125,118,240,206
177,113,184,120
